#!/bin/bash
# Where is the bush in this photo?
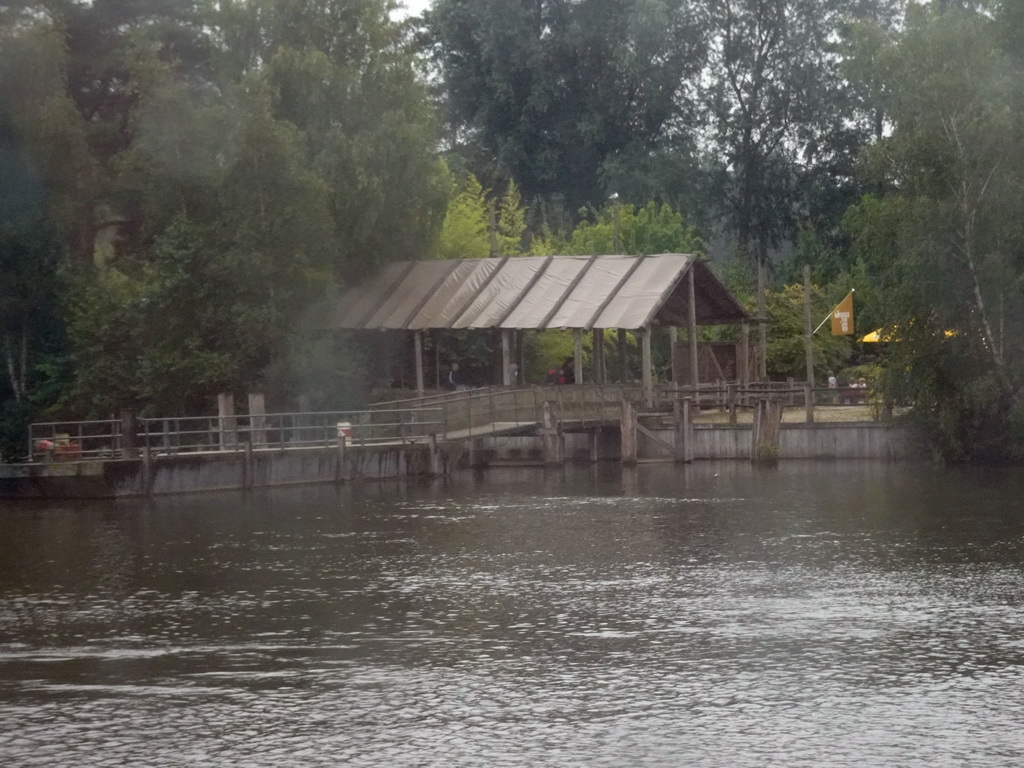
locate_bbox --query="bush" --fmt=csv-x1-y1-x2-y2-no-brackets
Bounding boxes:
0,400,33,462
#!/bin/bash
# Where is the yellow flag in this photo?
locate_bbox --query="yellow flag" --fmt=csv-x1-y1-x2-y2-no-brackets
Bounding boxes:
830,291,855,335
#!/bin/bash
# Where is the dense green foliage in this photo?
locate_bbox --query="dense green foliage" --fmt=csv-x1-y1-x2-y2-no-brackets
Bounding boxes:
1,0,446,434
426,0,705,214
844,2,1024,462
6,0,1024,462
426,0,901,268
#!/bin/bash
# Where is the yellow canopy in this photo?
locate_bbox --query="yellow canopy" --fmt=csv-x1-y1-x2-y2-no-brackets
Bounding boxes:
861,327,955,342
861,328,891,342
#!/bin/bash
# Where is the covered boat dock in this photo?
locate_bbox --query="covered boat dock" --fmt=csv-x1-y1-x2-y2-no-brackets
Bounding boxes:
328,254,752,399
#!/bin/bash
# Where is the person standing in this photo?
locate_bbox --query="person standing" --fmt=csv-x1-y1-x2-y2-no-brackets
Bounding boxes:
448,362,466,390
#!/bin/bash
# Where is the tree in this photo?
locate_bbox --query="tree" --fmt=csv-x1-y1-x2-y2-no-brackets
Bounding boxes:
762,284,851,381
427,0,706,212
0,146,61,408
0,0,448,419
566,200,700,256
846,4,1024,461
227,0,447,278
702,0,882,271
496,180,529,255
433,172,490,259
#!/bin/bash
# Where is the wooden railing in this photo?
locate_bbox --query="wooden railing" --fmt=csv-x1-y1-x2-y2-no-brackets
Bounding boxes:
27,382,884,463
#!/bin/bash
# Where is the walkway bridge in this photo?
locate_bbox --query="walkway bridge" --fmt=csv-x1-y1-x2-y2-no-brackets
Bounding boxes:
370,381,812,438
24,382,850,464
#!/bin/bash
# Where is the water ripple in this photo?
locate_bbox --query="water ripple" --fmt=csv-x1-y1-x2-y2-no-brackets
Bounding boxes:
2,462,1024,766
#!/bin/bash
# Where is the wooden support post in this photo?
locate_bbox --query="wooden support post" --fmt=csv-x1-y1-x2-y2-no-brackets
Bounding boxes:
688,267,699,394
541,400,563,466
593,328,605,384
673,398,694,463
642,326,653,407
244,440,253,489
414,330,425,396
618,328,628,382
739,321,750,387
429,432,441,476
752,399,783,462
758,261,768,382
752,400,763,460
516,330,526,385
434,334,441,390
501,329,512,386
573,328,584,384
248,392,267,447
803,265,815,424
621,465,638,495
336,434,348,482
621,399,638,465
217,393,236,450
120,410,137,459
669,327,677,388
142,444,152,495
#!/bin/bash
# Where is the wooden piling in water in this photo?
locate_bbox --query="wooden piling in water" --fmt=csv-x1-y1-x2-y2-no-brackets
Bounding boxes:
336,435,349,482
752,399,783,462
141,445,152,495
621,399,638,465
673,399,693,463
541,401,563,466
217,394,237,450
244,440,253,489
429,433,441,476
120,410,137,459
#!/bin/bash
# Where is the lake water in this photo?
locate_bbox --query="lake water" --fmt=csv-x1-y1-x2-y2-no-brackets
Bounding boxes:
2,461,1024,766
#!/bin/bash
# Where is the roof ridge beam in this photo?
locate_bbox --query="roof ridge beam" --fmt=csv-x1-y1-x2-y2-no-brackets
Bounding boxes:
401,259,464,330
349,260,419,329
640,254,692,328
493,255,554,328
447,256,509,329
583,254,647,331
538,254,600,330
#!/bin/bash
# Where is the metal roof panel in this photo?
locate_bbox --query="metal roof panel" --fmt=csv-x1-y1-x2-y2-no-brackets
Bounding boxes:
326,254,749,332
406,259,500,330
594,254,691,329
546,256,635,329
501,257,590,328
330,262,412,328
365,261,455,329
454,256,550,329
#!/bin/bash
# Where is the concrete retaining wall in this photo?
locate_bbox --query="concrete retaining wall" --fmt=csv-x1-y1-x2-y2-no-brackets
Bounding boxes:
692,422,913,460
476,422,917,463
0,443,441,499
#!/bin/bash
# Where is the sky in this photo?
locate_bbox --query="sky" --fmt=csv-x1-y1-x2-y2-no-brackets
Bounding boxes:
393,0,432,18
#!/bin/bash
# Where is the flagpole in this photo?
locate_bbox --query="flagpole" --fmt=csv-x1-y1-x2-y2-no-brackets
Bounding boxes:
813,289,854,334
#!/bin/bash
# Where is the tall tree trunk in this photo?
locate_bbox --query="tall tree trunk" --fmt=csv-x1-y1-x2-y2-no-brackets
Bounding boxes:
945,119,1011,395
4,329,27,403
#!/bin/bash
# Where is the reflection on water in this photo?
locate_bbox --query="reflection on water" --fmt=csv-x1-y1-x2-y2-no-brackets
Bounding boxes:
2,461,1024,766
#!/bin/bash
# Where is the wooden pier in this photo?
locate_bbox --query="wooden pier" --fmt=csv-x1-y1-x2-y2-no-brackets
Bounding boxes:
2,383,905,498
